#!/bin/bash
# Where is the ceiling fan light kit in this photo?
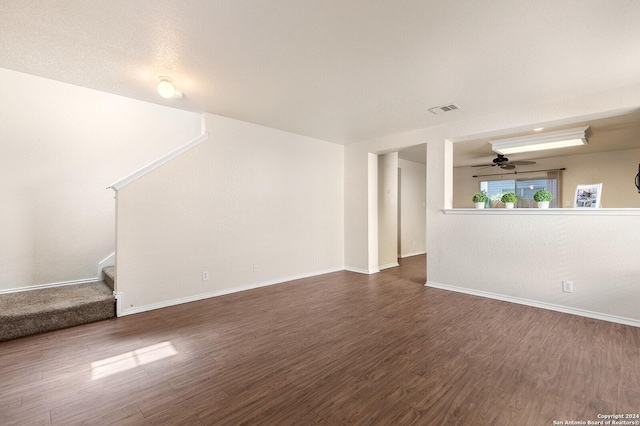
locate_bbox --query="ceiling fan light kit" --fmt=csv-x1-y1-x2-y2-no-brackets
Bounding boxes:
490,126,591,155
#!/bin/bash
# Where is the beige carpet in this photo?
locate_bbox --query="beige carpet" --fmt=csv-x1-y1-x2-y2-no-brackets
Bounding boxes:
0,282,115,341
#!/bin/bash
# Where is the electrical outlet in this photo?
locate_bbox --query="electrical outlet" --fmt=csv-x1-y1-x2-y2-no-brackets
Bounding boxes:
202,271,209,281
253,264,259,273
313,255,318,263
562,280,573,293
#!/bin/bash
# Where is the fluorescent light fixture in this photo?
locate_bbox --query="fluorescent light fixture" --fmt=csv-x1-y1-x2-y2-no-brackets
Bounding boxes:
490,126,591,155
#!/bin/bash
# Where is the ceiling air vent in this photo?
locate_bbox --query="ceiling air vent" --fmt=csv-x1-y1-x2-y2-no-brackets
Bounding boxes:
428,103,461,115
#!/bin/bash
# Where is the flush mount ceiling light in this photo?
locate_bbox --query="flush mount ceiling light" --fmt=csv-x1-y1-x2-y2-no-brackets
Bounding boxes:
490,126,591,155
157,76,183,99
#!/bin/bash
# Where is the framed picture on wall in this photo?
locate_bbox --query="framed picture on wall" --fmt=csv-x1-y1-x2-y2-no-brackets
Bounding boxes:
574,183,603,208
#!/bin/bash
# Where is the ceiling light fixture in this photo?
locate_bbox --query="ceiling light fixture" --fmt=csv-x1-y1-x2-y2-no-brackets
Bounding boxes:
157,76,176,99
490,126,591,155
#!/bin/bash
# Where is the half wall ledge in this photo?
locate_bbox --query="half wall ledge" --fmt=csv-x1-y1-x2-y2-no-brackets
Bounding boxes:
443,208,640,216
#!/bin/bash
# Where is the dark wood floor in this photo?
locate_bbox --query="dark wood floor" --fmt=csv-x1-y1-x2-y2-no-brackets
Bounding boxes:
1,254,638,425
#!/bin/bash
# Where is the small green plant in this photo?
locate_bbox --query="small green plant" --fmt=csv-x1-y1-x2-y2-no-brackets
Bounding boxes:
533,189,552,202
472,192,488,203
501,192,518,203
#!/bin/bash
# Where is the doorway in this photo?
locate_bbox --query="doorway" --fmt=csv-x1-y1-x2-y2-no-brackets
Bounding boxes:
377,147,426,270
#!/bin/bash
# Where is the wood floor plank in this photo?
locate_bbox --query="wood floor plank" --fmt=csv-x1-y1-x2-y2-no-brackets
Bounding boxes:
618,389,640,414
283,368,362,418
194,380,301,425
0,364,43,389
537,393,586,426
0,405,51,426
1,254,638,425
50,401,142,426
401,366,483,419
494,374,546,425
350,401,424,426
455,382,512,426
143,409,206,426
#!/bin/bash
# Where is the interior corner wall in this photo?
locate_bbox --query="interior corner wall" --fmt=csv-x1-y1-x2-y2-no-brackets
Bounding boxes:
378,153,398,268
398,159,426,258
0,67,201,291
115,113,344,313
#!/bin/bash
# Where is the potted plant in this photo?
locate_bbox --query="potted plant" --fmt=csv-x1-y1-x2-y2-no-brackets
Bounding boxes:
500,192,518,209
533,189,552,208
472,192,488,209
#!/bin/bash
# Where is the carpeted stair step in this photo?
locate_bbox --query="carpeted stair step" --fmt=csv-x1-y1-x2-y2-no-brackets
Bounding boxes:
0,281,115,341
103,266,115,290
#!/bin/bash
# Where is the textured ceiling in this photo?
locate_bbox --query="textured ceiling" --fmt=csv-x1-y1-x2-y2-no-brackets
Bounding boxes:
2,1,640,144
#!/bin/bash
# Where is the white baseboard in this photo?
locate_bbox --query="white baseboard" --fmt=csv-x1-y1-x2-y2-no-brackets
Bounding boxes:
118,266,345,317
344,266,380,275
425,281,640,328
379,262,400,270
399,251,426,259
113,291,123,317
0,277,100,294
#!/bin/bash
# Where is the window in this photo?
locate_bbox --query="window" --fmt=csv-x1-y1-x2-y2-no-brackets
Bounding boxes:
480,172,561,208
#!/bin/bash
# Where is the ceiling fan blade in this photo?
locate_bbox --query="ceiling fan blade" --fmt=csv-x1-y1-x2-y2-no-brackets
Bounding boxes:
472,163,495,168
508,160,536,165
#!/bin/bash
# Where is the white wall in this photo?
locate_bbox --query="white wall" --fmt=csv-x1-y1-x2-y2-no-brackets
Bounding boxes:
344,145,378,273
378,153,398,268
398,159,426,257
344,82,640,325
0,68,201,290
454,148,640,208
115,113,344,313
428,213,640,322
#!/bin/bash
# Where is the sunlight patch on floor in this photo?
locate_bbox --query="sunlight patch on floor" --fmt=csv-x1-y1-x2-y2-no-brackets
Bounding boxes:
91,341,177,380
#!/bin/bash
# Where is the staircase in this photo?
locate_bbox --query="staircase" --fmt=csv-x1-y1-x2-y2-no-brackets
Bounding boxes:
103,266,115,291
0,268,116,342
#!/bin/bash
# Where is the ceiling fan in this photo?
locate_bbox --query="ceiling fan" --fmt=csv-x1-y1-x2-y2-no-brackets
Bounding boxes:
472,154,536,170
